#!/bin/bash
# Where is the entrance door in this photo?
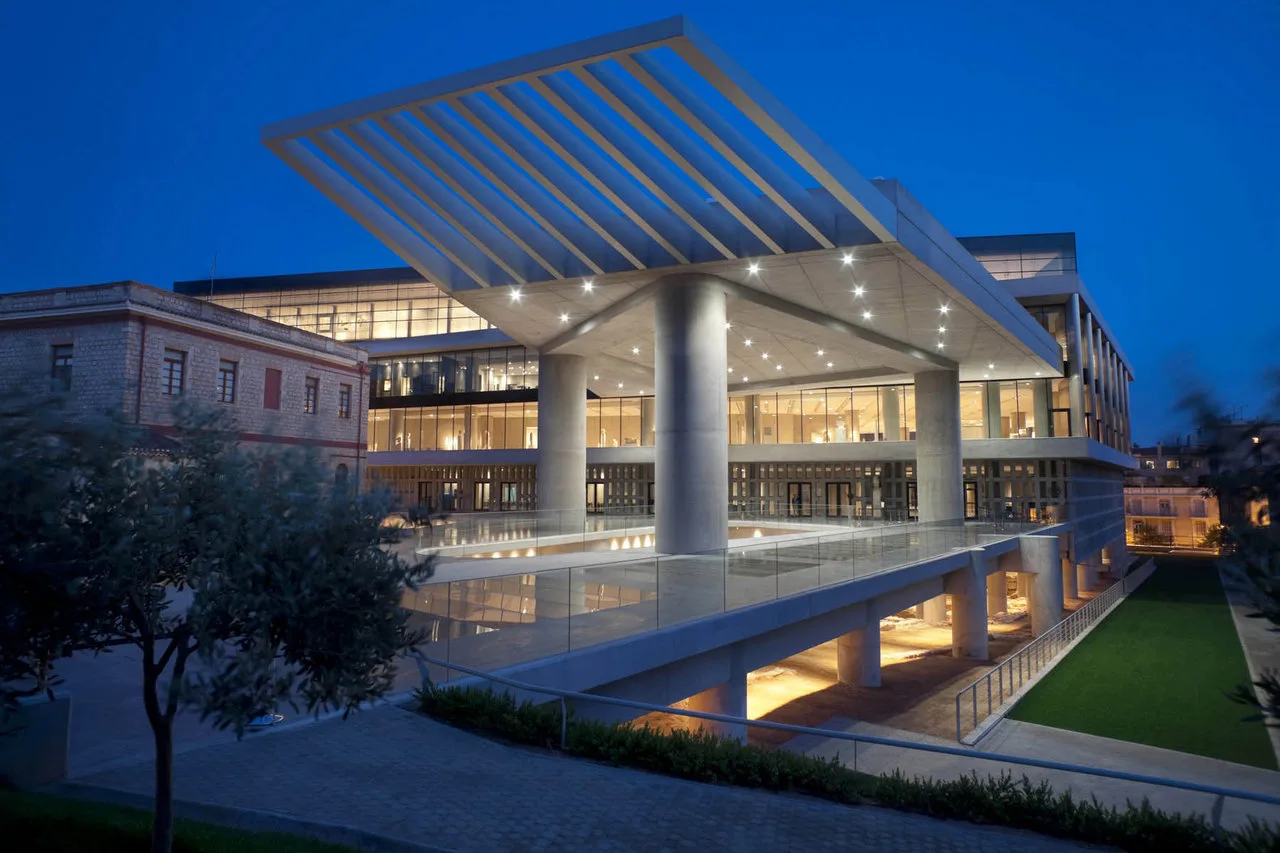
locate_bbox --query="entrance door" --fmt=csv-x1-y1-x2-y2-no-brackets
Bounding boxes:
825,482,852,518
417,481,435,511
964,481,978,520
907,482,918,520
787,482,813,518
500,481,518,511
440,481,459,513
473,481,491,512
585,482,605,513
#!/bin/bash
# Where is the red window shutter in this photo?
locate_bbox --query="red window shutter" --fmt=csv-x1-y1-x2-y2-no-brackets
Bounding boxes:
264,368,282,410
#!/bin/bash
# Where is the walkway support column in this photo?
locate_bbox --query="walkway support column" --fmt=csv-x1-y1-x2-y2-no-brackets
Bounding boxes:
1062,555,1079,600
949,551,990,659
986,570,1007,614
1020,535,1063,637
921,595,948,625
836,622,882,688
654,275,728,554
1077,559,1097,594
914,370,963,524
537,353,586,535
685,644,747,742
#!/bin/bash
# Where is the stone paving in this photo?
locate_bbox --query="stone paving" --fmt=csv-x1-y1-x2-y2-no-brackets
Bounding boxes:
77,704,1096,852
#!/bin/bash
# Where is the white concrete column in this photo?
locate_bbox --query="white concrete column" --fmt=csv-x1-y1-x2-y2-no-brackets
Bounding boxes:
1065,293,1086,437
1099,335,1112,446
914,370,963,523
654,275,729,554
1076,560,1097,593
1121,368,1132,449
949,551,989,659
922,595,948,625
836,623,882,688
1062,555,1078,599
537,353,586,534
881,386,901,441
1033,379,1051,439
986,570,1007,614
1016,572,1029,598
984,380,1002,440
1020,535,1063,637
685,644,747,742
1083,311,1096,440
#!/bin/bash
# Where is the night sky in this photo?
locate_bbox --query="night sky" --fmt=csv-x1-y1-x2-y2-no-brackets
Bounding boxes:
3,0,1276,442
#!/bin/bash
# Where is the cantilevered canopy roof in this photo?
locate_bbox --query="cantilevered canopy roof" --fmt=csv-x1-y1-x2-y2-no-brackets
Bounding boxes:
264,16,1063,383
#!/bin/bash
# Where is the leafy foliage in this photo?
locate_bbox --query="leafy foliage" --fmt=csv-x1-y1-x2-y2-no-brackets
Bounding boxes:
1133,520,1171,546
419,684,1280,853
0,395,433,853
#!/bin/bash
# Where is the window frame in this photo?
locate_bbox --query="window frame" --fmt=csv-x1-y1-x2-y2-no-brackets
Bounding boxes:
304,376,319,415
338,383,352,419
51,344,74,391
161,348,186,396
217,359,238,404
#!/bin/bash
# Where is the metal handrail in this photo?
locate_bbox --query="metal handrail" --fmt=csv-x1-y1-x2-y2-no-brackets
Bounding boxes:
411,651,1280,818
954,558,1157,742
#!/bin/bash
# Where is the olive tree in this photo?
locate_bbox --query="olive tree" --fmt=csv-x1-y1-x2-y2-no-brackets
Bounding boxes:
0,397,433,853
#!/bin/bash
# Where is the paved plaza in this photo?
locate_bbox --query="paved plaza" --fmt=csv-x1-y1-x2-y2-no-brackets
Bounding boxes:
75,703,1097,853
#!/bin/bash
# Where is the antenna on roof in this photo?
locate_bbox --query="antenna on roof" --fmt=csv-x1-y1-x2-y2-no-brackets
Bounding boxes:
208,251,218,299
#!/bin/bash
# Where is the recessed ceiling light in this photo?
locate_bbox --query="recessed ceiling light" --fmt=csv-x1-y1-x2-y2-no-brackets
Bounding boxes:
775,363,782,370
936,341,945,350
762,352,769,360
841,252,854,266
826,361,834,368
725,321,732,330
631,346,640,355
617,382,624,388
862,310,872,321
742,376,749,382
939,304,950,315
1035,371,1041,376
727,367,734,373
983,373,989,379
593,374,600,380
744,338,752,347
988,363,995,369
852,285,865,297
559,312,569,323
938,326,946,334
582,279,594,292
639,390,644,395
747,261,760,274
510,288,522,302
817,349,824,356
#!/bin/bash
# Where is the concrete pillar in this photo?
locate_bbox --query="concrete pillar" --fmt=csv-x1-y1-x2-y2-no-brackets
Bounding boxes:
986,570,1007,614
881,386,901,441
685,645,747,742
1016,572,1029,598
1076,560,1097,593
1065,293,1086,437
984,379,1003,440
537,354,586,533
1062,556,1078,599
914,370,963,523
1020,535,1063,637
922,595,948,625
1111,538,1130,577
836,623,882,688
1033,379,1051,439
1083,311,1096,439
949,551,989,659
654,275,728,554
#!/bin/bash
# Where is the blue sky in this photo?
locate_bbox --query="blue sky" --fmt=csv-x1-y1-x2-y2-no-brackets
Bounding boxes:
2,0,1277,442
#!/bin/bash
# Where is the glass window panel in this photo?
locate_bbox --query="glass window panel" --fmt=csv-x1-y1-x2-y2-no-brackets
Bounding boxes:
502,402,522,449
902,386,916,439
469,404,492,450
776,393,802,444
620,397,641,446
488,402,507,450
999,382,1019,438
728,397,748,445
403,408,422,451
803,389,826,444
438,407,462,451
586,399,601,448
960,383,986,440
600,398,621,447
420,407,439,450
372,409,390,452
1022,380,1040,438
641,396,656,446
524,404,538,449
826,388,851,442
755,393,777,444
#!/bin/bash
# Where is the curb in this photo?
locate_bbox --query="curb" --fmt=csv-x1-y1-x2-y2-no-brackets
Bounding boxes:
46,781,455,853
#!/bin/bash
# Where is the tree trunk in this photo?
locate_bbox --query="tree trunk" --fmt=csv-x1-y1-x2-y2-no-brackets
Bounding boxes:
151,719,175,853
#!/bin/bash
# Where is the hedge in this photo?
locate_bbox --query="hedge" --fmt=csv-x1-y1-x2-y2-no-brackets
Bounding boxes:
416,685,1280,853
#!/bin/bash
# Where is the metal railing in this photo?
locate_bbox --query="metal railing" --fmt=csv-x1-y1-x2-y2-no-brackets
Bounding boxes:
955,558,1157,742
411,651,1280,833
404,519,1050,680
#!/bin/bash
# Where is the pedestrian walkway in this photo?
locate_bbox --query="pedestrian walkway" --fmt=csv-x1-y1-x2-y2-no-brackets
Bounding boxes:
1221,564,1280,766
785,717,1280,831
76,704,1095,852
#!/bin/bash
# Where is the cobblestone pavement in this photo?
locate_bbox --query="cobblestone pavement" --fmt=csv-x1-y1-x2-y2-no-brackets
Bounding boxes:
78,705,1096,852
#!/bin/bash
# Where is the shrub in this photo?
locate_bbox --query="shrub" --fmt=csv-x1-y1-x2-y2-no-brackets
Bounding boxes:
416,685,1280,853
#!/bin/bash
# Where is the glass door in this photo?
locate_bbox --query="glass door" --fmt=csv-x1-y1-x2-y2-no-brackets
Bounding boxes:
787,482,812,518
964,481,978,520
500,481,518,511
585,482,605,513
825,482,852,518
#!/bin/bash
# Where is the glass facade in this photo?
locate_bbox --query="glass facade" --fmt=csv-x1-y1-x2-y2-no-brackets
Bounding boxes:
367,379,1081,453
208,280,490,342
371,347,536,399
970,249,1077,280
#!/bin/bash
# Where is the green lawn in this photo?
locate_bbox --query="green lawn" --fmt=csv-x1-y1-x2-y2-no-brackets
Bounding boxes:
0,789,355,853
1009,555,1277,770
